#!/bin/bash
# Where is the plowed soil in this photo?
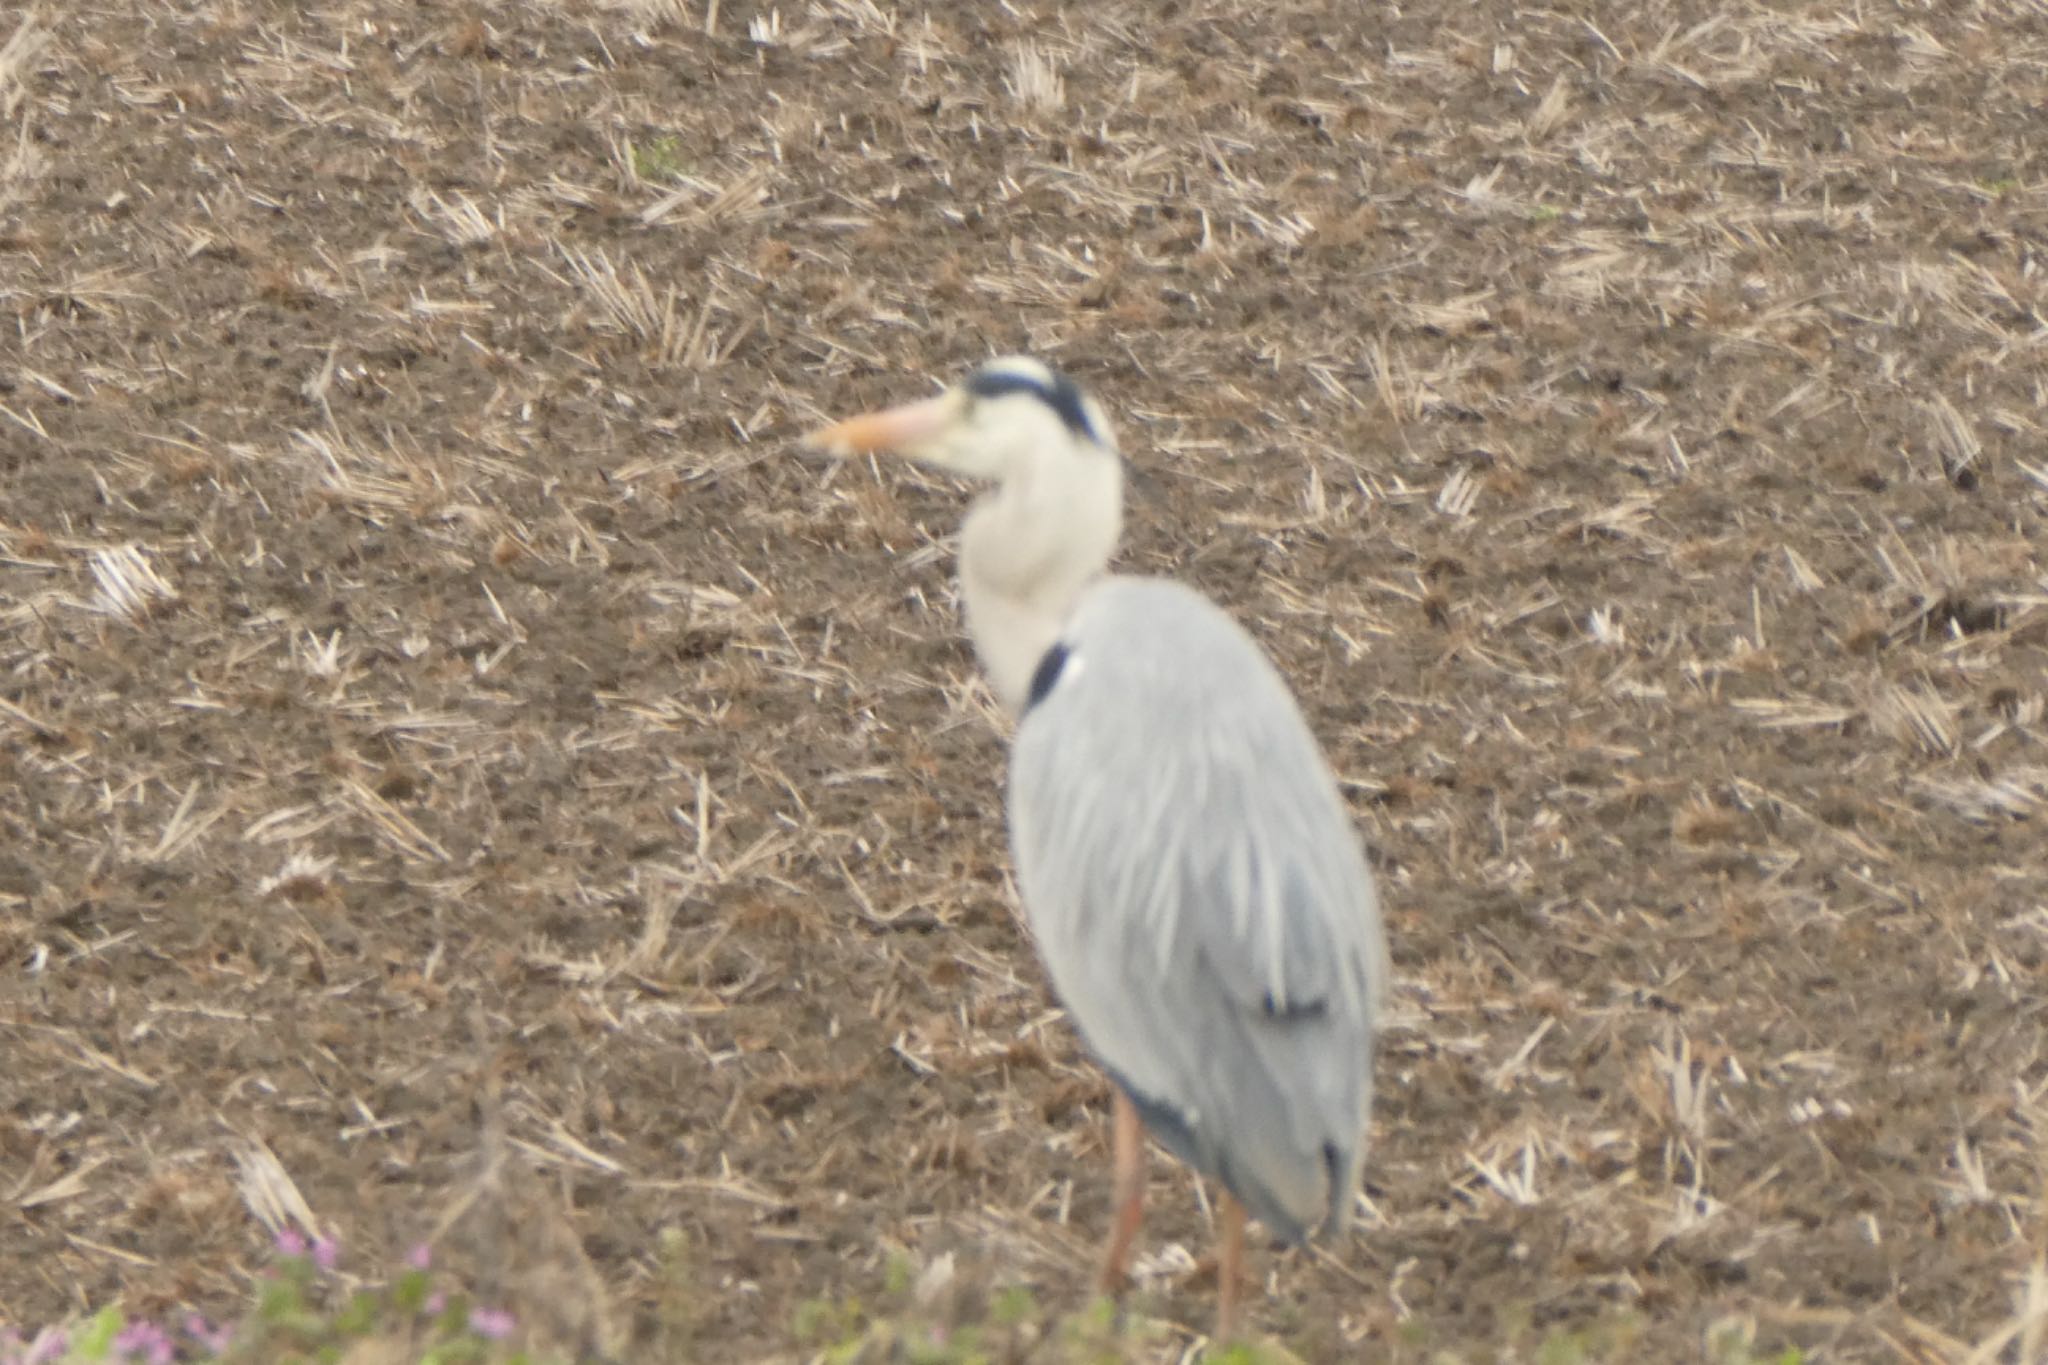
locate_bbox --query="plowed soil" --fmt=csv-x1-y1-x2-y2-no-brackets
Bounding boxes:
4,2,2047,1360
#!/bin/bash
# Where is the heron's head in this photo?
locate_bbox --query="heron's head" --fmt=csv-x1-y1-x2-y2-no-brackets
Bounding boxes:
805,356,1119,482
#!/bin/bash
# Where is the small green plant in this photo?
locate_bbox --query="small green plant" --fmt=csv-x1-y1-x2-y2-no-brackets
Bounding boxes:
631,133,687,184
792,1291,866,1349
1705,1316,1804,1365
990,1286,1038,1328
650,1225,697,1352
1205,1342,1299,1365
0,1232,531,1365
784,1262,1327,1365
1531,1309,1642,1364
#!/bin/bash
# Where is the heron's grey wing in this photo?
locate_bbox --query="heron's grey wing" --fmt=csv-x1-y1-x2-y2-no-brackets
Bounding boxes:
1007,578,1387,1241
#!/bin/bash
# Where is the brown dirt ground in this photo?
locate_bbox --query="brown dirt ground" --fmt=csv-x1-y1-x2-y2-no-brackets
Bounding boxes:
3,0,2048,1360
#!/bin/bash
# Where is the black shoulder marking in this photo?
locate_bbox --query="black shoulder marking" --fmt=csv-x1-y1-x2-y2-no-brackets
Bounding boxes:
965,366,1099,443
1098,1064,1202,1171
1023,641,1070,713
1261,989,1330,1021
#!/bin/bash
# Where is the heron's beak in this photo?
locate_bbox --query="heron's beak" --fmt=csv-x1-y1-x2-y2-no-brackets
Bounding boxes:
803,392,962,458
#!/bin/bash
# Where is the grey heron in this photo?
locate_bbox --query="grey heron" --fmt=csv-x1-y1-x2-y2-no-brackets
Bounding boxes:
808,357,1387,1344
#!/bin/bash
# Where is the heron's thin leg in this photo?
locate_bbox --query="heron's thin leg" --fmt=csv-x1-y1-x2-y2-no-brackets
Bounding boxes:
1214,1190,1247,1345
1095,1089,1146,1296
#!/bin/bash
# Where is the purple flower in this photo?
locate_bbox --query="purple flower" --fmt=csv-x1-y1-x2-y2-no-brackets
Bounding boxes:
274,1226,308,1256
311,1235,340,1272
424,1291,447,1315
405,1241,433,1271
183,1313,233,1354
20,1329,67,1365
113,1321,174,1365
468,1307,516,1341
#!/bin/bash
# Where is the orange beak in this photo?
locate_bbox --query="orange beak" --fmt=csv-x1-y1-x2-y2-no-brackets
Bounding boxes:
803,393,959,457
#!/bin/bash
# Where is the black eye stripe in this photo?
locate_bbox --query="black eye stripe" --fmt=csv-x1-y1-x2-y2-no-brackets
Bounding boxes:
965,368,1099,443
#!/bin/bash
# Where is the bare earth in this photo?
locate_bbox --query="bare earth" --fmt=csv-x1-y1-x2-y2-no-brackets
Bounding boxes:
3,1,2048,1360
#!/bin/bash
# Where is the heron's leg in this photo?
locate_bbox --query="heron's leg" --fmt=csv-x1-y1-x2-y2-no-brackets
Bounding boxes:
1095,1089,1147,1296
1214,1190,1247,1345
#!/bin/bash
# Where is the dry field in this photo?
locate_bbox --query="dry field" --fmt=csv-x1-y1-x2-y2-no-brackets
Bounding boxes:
3,0,2048,1359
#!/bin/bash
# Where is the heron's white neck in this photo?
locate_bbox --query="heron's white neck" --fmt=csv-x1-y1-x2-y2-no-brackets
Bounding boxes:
955,452,1122,715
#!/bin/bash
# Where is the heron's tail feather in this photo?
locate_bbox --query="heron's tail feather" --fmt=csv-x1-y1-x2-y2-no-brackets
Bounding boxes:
1322,1139,1360,1239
